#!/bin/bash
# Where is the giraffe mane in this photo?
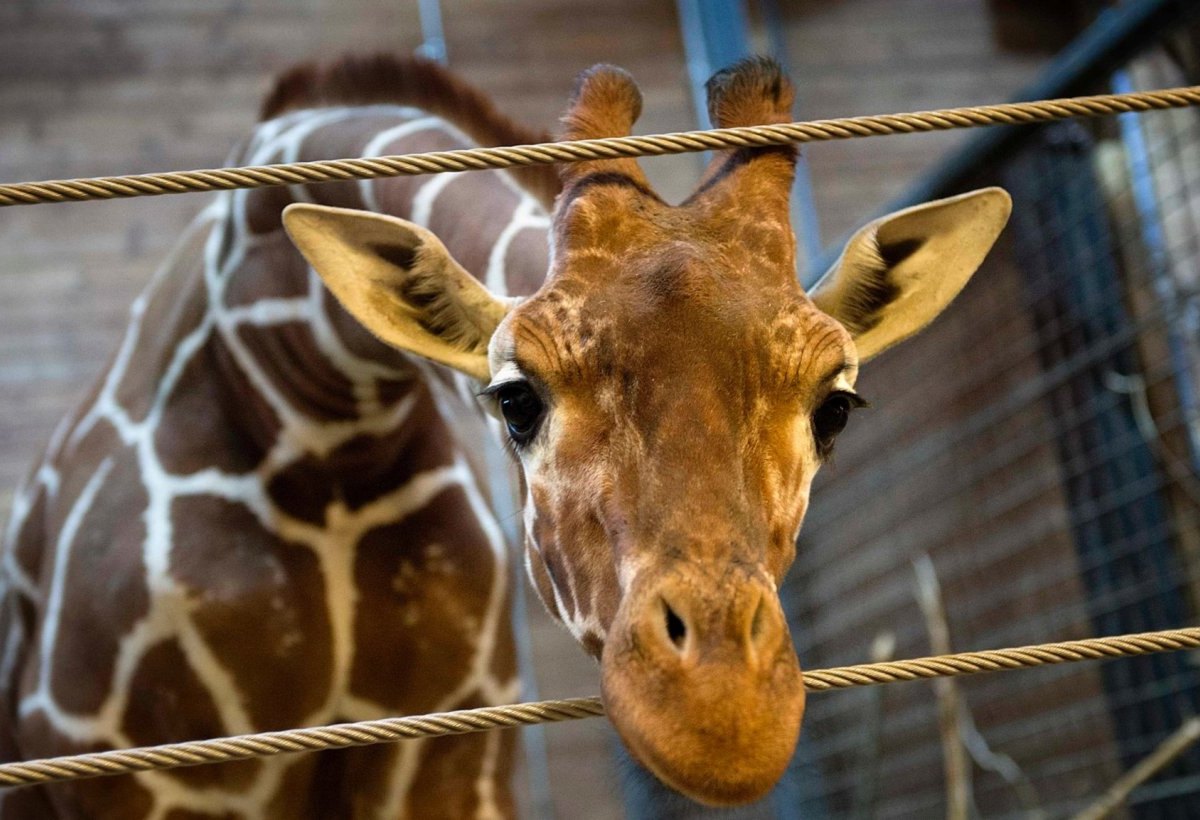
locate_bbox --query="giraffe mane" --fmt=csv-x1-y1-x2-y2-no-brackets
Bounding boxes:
261,53,562,208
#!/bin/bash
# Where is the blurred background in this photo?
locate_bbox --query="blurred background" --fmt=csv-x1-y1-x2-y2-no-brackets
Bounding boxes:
2,0,1200,817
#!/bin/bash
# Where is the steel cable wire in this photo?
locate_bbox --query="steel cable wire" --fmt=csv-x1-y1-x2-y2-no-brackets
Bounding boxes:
0,626,1196,789
1,87,1199,207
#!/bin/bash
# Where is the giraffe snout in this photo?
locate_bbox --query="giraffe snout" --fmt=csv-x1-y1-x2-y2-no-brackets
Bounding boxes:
600,569,805,806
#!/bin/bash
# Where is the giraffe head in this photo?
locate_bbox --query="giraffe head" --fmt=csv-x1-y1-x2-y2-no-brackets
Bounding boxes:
283,58,1010,805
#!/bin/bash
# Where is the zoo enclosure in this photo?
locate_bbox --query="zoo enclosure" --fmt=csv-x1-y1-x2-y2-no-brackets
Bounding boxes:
0,62,1198,820
2,3,1200,816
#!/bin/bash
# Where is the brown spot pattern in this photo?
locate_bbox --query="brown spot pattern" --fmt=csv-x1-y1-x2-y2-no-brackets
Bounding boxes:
267,384,453,525
170,495,333,732
222,235,312,307
275,745,401,819
155,331,280,475
123,638,261,791
350,485,497,710
115,233,210,423
15,711,155,819
49,446,150,715
244,182,294,237
10,482,47,593
235,321,359,422
426,170,520,276
407,711,516,819
369,127,474,216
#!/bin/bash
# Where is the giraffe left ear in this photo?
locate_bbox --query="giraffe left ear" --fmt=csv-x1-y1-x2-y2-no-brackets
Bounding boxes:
810,187,1012,362
283,203,510,381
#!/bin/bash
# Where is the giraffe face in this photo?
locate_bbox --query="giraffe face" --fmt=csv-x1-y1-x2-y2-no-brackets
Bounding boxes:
285,57,1012,808
483,232,854,803
488,238,859,638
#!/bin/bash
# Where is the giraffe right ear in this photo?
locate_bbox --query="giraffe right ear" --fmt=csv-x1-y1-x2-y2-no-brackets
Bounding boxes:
809,187,1011,363
283,203,511,381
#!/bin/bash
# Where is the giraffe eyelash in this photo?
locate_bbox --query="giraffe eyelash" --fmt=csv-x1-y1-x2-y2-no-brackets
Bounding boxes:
482,380,547,449
813,390,867,461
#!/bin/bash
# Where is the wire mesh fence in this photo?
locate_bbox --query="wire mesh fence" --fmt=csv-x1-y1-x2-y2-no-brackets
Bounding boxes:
788,31,1200,820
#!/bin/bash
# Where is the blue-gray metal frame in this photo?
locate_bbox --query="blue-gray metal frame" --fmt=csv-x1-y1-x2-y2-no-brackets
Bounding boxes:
1112,68,1200,476
415,0,449,65
806,0,1200,280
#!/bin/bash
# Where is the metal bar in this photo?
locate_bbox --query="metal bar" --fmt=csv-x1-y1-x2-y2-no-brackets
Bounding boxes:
1113,68,1200,472
415,0,448,65
807,0,1200,278
676,0,754,128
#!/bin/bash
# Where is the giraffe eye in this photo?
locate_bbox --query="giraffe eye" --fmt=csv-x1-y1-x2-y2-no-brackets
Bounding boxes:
496,382,544,445
812,391,865,456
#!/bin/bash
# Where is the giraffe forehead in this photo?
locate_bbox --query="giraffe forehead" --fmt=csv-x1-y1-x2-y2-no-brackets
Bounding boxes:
556,187,797,282
555,186,664,249
504,280,852,397
768,298,858,372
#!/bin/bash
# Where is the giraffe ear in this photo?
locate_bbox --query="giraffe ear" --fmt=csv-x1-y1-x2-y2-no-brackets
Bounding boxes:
283,203,511,381
809,187,1012,362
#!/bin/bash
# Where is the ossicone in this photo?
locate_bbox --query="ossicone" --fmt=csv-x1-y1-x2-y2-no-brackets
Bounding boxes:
685,57,798,219
557,64,653,197
705,56,795,129
561,64,644,141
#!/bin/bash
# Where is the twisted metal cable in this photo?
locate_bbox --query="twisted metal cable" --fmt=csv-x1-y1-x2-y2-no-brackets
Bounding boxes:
801,627,1200,691
0,698,607,789
1,86,1199,207
0,626,1196,789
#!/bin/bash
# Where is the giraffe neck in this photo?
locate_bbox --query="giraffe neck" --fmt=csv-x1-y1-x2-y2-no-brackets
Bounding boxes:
1,102,542,818
213,104,552,495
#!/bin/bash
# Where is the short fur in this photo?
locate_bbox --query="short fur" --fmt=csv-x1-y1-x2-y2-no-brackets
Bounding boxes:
832,241,901,335
560,64,643,140
704,56,794,129
687,57,798,214
399,244,499,356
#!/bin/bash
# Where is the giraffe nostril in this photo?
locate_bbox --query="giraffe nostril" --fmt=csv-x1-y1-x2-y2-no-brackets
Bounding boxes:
750,595,766,643
663,598,687,651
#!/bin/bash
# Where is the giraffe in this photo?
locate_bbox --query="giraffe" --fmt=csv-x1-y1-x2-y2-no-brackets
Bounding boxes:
0,54,1012,817
0,57,559,819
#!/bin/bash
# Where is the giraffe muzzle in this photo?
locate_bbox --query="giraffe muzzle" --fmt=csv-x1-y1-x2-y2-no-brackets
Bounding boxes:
599,569,805,806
